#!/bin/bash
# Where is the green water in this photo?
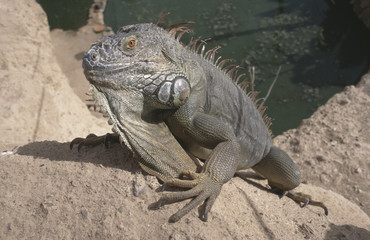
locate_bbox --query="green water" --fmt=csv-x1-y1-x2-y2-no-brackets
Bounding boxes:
36,0,93,30
38,0,370,135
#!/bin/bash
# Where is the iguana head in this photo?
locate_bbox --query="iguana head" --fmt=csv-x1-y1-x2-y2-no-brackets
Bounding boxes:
83,23,191,109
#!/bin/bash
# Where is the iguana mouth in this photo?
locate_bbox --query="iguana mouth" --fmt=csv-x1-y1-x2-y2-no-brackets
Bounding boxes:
82,49,130,82
82,49,160,88
83,64,127,83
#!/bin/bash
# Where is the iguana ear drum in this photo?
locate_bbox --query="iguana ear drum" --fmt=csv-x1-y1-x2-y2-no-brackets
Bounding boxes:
156,76,190,107
172,77,190,107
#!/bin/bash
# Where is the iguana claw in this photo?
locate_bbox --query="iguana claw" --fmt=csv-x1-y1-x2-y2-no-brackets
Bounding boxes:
285,190,328,215
159,172,222,223
70,133,120,151
276,189,328,216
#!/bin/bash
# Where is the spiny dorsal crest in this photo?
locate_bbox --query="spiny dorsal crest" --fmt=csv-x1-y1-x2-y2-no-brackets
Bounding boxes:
164,21,274,133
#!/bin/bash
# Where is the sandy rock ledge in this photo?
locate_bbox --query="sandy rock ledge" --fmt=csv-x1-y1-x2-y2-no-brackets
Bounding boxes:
0,0,109,145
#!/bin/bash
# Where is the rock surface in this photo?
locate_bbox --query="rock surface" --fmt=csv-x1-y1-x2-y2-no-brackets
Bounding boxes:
0,0,369,239
274,74,370,216
0,0,109,145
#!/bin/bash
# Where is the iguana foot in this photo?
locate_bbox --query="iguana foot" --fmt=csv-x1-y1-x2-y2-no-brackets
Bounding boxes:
70,133,119,151
274,188,328,216
159,171,222,223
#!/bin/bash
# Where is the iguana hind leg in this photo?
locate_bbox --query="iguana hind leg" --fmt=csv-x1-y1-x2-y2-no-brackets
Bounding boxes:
252,145,328,215
252,145,301,190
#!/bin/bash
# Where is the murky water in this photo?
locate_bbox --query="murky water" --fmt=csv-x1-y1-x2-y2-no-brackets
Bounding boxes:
36,0,93,30
38,0,370,135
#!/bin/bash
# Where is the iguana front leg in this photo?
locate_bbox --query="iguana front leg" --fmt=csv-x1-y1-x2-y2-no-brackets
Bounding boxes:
70,133,120,151
162,111,241,222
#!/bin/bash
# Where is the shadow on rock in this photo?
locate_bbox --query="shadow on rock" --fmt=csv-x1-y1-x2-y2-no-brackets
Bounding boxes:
16,140,141,172
325,223,370,240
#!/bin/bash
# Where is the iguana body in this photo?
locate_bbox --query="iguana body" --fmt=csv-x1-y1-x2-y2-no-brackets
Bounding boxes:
72,23,325,222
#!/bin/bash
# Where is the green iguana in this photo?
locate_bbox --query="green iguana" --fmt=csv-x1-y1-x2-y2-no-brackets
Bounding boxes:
71,22,327,222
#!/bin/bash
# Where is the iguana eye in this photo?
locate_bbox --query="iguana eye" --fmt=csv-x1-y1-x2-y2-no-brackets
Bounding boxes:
123,36,137,50
128,39,136,47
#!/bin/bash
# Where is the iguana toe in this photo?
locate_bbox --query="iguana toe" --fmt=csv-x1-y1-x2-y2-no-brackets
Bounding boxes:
165,170,200,188
280,189,329,216
70,133,119,151
161,174,222,222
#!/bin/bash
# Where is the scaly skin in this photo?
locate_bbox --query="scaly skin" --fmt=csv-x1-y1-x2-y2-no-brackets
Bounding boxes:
72,23,326,222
